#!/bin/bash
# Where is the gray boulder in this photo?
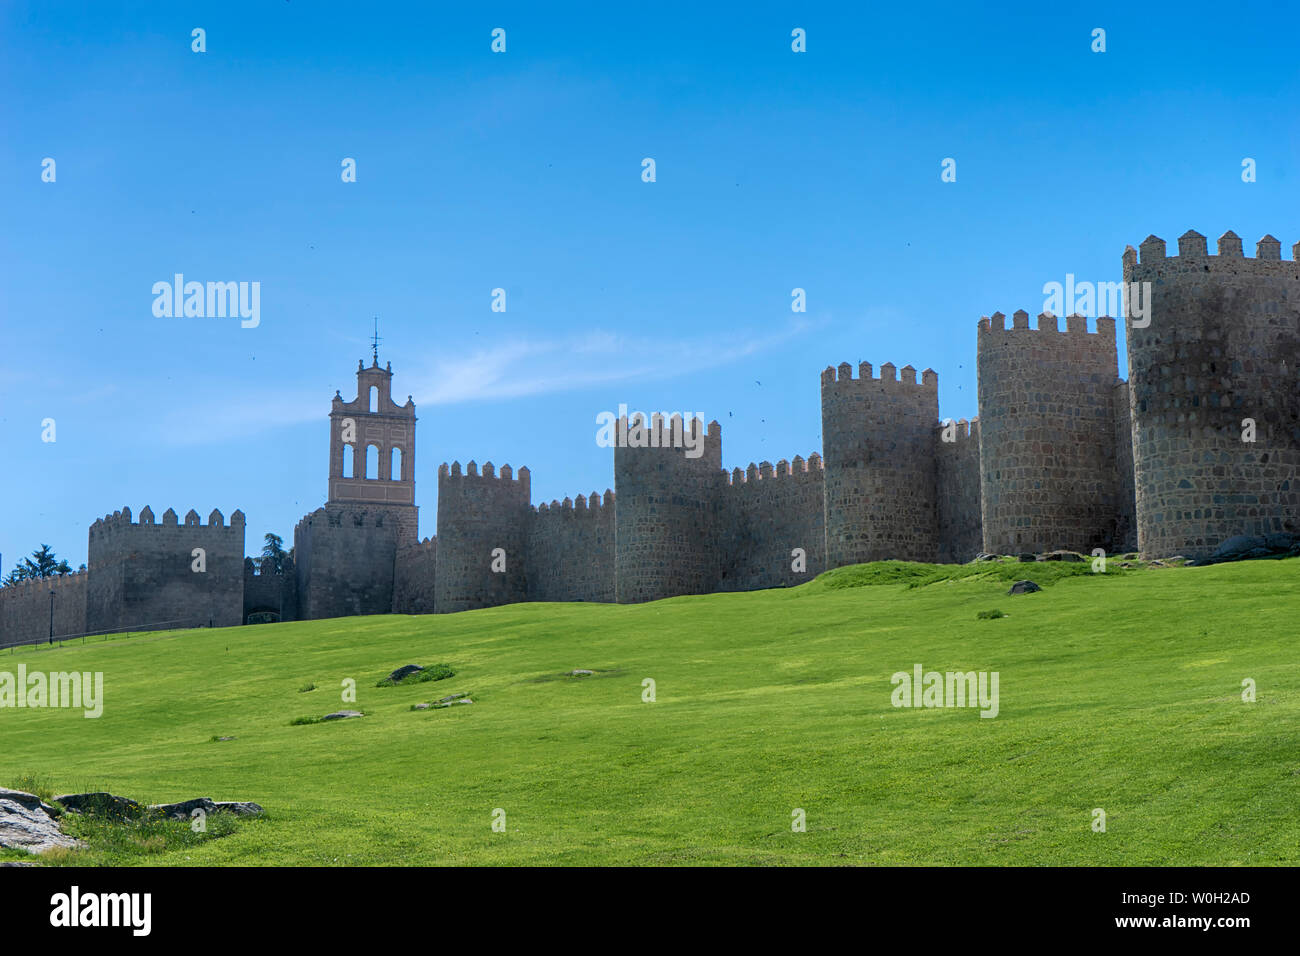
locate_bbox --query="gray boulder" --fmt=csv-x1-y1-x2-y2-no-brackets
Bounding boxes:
1192,532,1300,566
1008,580,1042,595
1017,553,1037,563
387,664,424,683
0,797,82,854
0,787,57,816
1265,532,1300,552
1214,535,1265,558
322,710,364,721
54,792,141,818
150,797,216,820
150,798,262,820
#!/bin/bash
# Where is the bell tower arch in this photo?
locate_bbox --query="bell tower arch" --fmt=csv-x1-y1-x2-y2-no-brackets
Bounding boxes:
327,356,418,543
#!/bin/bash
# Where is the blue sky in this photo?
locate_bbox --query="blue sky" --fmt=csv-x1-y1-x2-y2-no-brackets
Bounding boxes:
3,0,1298,569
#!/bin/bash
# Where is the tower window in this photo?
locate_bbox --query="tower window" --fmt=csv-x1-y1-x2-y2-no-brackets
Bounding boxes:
342,444,355,478
369,385,377,412
366,444,379,479
391,446,403,481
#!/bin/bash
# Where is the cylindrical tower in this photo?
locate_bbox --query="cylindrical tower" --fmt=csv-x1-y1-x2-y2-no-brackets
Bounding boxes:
613,414,723,603
976,309,1124,555
1125,230,1300,558
820,361,940,566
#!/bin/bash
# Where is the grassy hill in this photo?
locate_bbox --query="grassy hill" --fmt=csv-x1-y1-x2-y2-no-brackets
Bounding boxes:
2,558,1297,866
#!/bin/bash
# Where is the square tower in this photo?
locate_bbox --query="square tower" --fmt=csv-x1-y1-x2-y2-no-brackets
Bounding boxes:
328,358,418,544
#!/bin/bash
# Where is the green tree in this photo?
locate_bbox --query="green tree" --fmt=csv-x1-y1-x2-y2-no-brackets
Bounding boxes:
3,544,72,587
262,533,289,574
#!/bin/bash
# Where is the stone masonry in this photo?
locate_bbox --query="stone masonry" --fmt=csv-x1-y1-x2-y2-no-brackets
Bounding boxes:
976,311,1132,554
2,230,1292,643
1124,231,1300,557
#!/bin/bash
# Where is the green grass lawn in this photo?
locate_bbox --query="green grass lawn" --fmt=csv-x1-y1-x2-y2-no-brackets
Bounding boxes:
2,558,1297,866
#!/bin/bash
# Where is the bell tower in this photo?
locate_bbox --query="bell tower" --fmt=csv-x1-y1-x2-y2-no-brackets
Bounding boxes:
327,352,418,544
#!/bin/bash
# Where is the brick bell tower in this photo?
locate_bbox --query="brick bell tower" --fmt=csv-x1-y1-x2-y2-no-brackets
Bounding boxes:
327,340,419,545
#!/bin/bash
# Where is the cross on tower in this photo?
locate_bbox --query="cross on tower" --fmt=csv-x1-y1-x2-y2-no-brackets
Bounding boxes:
371,317,382,365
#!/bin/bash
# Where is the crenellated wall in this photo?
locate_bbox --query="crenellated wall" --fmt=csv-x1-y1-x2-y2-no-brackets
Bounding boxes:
1125,230,1300,558
935,418,983,563
976,311,1126,555
717,455,825,591
821,362,941,566
45,236,1288,625
0,571,88,647
86,505,244,633
434,461,531,612
527,491,616,603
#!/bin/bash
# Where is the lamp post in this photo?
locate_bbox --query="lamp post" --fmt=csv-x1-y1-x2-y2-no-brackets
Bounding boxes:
48,588,55,644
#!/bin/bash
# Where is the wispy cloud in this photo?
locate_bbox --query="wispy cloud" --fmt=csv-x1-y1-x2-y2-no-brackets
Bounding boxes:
145,318,813,446
414,319,812,405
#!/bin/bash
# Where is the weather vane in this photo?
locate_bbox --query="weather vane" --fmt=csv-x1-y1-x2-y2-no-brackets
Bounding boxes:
371,317,382,364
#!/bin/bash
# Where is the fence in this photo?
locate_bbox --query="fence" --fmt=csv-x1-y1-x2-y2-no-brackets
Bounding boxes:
0,617,222,652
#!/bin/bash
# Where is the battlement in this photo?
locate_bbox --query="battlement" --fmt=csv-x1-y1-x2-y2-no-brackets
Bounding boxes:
535,490,615,515
937,417,980,442
614,414,721,451
977,310,1116,340
294,504,405,532
1126,230,1300,279
820,361,938,389
723,453,824,486
0,570,87,595
438,461,531,491
90,506,245,536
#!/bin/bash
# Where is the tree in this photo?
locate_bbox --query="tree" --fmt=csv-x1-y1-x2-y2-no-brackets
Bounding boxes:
3,544,72,587
262,533,288,574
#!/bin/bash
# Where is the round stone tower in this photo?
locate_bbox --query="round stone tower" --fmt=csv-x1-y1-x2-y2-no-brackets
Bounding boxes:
1125,230,1300,558
975,309,1125,555
613,414,723,603
820,361,940,566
